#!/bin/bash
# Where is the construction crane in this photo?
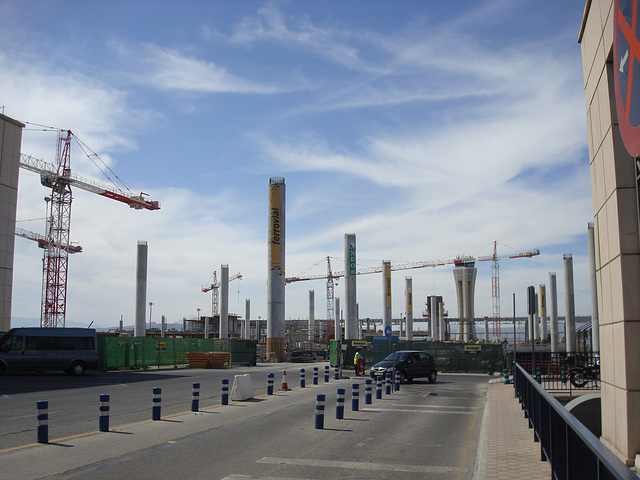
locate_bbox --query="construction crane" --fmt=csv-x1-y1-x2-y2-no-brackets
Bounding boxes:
19,130,160,328
15,227,83,254
286,244,540,335
202,271,243,316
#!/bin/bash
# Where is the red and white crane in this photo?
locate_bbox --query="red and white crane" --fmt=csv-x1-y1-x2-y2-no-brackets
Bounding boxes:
19,130,160,328
202,271,243,316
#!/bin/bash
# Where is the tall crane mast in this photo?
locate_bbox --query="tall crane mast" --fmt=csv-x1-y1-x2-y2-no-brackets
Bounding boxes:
19,130,160,328
202,271,242,316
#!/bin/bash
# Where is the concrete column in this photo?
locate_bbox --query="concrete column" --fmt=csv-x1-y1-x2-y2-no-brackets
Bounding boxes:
484,317,489,343
204,316,209,339
245,299,250,339
134,241,148,337
382,261,392,335
563,254,576,353
534,294,540,341
430,296,438,340
438,301,445,341
344,234,357,340
309,290,315,342
220,264,229,339
161,315,166,338
588,223,600,352
335,297,341,340
539,285,547,343
549,272,559,353
267,178,286,361
405,277,413,341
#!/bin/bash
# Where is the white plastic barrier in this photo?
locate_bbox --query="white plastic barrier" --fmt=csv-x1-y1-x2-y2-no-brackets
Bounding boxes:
231,374,254,401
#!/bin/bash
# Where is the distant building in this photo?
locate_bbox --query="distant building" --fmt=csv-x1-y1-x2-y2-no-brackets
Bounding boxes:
0,114,24,332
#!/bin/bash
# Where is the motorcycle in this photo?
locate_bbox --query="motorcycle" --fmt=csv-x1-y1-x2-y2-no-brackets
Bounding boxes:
567,356,600,388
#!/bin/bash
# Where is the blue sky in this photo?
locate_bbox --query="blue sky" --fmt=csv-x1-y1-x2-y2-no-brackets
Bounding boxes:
1,1,593,329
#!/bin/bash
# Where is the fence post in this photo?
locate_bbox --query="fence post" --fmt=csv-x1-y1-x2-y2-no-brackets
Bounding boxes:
37,400,48,444
267,372,274,395
376,376,382,399
336,388,345,419
152,387,162,420
191,382,200,412
352,383,360,411
99,394,110,432
315,394,325,429
221,378,229,405
365,379,372,404
313,367,319,385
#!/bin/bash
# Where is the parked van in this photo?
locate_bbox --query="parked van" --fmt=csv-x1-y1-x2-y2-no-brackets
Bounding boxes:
0,327,98,375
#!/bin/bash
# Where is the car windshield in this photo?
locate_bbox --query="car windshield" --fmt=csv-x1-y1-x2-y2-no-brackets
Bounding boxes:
383,352,410,361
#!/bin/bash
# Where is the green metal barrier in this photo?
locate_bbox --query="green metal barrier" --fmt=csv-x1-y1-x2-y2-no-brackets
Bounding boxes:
98,335,257,369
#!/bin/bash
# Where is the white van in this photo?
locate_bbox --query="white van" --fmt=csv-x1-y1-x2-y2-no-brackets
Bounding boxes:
0,327,98,375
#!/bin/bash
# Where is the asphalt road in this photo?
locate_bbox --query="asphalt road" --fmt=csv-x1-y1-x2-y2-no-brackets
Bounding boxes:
0,366,489,480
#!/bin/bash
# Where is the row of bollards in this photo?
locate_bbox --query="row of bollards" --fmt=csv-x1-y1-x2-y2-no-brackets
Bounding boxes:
35,366,345,443
314,372,402,429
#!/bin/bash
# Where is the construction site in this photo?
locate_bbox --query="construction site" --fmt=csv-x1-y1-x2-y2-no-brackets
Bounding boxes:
0,113,579,364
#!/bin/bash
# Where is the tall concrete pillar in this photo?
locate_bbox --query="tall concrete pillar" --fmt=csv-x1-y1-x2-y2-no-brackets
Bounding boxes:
430,296,438,340
588,223,600,352
134,241,148,337
309,290,315,342
344,234,357,339
534,294,540,341
405,277,413,341
245,299,250,339
453,261,477,342
563,254,576,353
220,264,229,339
161,315,166,338
438,301,445,341
539,285,547,343
0,114,23,332
335,297,341,340
549,273,559,353
382,261,392,332
267,178,286,360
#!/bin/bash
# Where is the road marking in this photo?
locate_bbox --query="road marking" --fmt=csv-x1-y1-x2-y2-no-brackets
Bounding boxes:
363,407,476,415
222,476,312,480
257,457,465,474
389,403,478,410
7,410,62,420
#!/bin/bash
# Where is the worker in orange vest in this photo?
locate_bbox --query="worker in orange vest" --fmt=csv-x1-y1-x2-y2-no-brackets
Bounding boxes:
354,349,365,376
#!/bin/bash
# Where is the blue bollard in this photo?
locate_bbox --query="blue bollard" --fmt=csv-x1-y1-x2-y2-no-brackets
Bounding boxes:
37,400,48,443
385,372,392,395
365,379,372,404
334,364,339,380
376,376,382,400
324,365,330,382
99,393,110,432
267,372,274,395
313,367,319,385
300,368,306,388
395,371,401,392
221,378,229,405
352,383,360,411
152,387,162,420
191,382,200,412
315,394,326,429
336,388,345,419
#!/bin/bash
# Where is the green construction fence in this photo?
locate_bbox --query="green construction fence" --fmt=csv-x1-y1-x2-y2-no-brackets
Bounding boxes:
97,335,257,369
330,339,506,375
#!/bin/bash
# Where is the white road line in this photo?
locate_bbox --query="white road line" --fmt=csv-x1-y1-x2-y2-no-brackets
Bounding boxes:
7,410,62,420
386,403,479,410
257,457,465,474
362,407,476,415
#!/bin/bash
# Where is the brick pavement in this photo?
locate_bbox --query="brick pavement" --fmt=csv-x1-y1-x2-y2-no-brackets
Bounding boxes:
474,382,551,480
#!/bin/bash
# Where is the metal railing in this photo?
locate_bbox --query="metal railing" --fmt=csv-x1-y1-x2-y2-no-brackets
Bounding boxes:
514,363,636,480
514,351,600,393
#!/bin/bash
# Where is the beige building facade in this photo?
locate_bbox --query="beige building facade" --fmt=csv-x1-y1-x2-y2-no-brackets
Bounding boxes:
579,0,640,464
0,113,24,333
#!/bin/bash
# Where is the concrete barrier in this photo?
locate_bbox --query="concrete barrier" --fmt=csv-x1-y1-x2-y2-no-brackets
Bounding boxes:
231,374,254,401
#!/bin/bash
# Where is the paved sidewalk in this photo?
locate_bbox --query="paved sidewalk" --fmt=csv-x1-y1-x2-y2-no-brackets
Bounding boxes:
474,380,551,480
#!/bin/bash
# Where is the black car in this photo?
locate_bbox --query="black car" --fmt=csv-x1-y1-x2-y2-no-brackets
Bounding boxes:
370,350,437,384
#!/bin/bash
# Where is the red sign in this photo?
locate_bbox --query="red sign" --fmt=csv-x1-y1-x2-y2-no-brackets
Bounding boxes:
614,0,640,156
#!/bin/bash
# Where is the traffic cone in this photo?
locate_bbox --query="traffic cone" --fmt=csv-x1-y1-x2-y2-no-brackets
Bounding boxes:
280,370,289,390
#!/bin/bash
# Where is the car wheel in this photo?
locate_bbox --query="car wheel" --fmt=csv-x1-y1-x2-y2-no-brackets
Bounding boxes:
69,361,86,376
428,370,437,384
